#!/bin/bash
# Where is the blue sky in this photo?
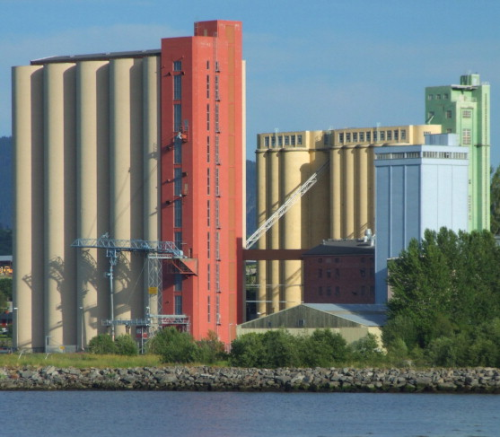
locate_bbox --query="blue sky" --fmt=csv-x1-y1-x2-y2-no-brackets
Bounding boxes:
1,0,500,166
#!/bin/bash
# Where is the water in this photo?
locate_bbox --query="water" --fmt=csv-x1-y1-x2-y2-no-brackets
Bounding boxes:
0,391,498,437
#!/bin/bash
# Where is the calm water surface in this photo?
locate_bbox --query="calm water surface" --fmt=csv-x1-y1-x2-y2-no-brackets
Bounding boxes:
0,391,498,437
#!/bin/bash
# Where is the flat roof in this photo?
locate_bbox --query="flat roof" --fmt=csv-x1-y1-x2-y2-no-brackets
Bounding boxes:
303,239,374,256
31,49,160,65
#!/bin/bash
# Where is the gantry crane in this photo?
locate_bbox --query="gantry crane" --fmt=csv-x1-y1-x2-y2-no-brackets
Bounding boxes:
72,234,194,340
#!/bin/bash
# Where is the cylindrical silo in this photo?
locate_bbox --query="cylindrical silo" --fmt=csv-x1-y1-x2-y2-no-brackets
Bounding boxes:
267,148,280,314
342,145,355,239
44,62,77,350
256,148,267,317
76,60,109,349
12,65,44,351
330,146,342,239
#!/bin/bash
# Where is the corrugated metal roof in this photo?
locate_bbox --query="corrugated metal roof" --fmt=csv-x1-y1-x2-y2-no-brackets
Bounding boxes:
303,240,374,256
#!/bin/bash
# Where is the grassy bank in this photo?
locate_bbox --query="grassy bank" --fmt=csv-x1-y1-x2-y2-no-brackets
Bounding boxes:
0,352,164,369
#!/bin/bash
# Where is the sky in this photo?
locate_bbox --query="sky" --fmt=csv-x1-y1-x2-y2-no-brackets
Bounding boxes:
1,0,500,166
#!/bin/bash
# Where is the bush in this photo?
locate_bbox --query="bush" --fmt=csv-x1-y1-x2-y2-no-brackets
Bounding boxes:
114,334,139,356
88,334,116,354
229,333,266,367
147,327,199,364
298,329,348,367
196,330,227,364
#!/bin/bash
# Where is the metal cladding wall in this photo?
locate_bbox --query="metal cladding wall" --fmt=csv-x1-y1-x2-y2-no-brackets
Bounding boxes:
160,21,244,344
374,143,469,303
12,55,161,351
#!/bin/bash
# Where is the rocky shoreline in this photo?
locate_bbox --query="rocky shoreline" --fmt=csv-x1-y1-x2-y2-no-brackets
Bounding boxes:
0,366,499,393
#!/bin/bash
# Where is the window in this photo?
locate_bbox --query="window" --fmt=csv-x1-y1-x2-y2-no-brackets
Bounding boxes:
216,232,220,260
380,131,386,141
353,132,358,142
207,200,210,226
207,296,211,323
436,94,441,100
206,75,210,99
216,199,220,228
174,167,182,196
215,168,220,196
174,104,182,132
215,136,220,164
462,128,471,145
318,286,323,296
394,130,399,141
207,232,211,258
215,76,220,100
207,136,210,162
326,287,332,296
359,132,365,142
207,264,211,290
175,232,182,251
427,94,433,100
265,136,270,148
216,264,220,292
297,135,303,145
361,286,366,296
174,199,182,227
174,274,183,292
445,110,452,119
278,136,283,147
207,168,210,195
175,295,182,314
291,135,296,146
444,93,449,99
387,130,392,141
174,137,182,164
173,61,182,71
346,132,351,142
285,135,290,146
360,268,366,278
271,136,276,147
366,131,371,142
335,286,340,296
206,60,210,70
339,133,344,143
215,104,220,132
207,104,210,130
326,270,331,278
400,129,407,141
174,75,182,100
216,295,220,324
463,109,472,118
335,268,340,278
373,131,378,141
318,268,323,278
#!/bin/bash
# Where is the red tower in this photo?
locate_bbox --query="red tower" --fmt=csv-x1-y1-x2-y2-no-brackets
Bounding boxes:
160,21,244,344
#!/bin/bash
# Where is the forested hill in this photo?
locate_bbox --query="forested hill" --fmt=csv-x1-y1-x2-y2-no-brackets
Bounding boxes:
0,136,258,239
0,137,12,229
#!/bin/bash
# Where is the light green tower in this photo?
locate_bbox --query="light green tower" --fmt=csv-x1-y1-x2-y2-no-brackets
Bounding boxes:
425,74,490,231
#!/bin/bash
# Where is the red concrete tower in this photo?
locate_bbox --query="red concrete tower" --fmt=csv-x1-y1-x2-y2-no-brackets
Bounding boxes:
160,21,244,345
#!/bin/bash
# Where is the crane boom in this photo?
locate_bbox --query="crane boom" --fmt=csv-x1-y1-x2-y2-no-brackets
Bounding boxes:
245,160,329,248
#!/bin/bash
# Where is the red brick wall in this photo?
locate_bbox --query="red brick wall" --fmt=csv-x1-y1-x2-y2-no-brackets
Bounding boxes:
303,254,375,304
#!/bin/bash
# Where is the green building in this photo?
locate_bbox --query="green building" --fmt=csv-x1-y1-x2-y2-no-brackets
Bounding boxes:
425,74,490,231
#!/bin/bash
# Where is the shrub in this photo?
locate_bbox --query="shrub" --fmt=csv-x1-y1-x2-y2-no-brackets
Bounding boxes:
197,330,227,364
88,334,116,354
298,329,348,367
148,327,199,364
114,334,139,356
229,333,266,367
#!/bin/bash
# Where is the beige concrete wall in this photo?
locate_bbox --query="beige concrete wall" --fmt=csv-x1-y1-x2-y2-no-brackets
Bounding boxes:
13,55,160,350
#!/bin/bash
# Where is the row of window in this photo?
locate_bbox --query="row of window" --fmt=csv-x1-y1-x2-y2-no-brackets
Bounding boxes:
427,93,449,100
376,151,468,161
338,129,407,144
427,109,472,121
317,286,375,296
317,268,370,279
317,257,373,264
263,134,303,148
206,199,222,228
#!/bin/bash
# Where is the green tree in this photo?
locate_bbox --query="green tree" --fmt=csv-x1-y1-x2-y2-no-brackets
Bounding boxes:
298,329,348,367
229,332,266,367
385,228,500,357
0,278,12,312
491,165,500,234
